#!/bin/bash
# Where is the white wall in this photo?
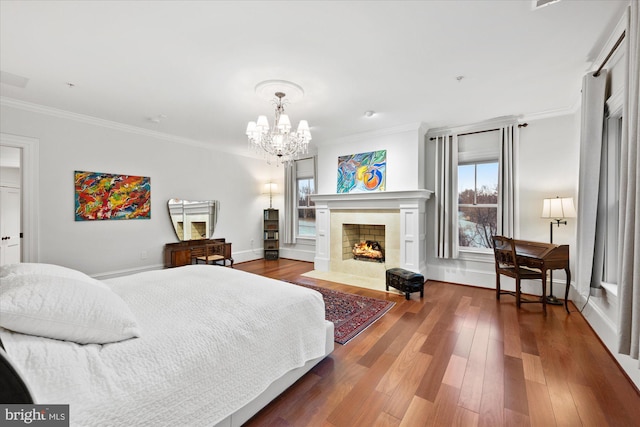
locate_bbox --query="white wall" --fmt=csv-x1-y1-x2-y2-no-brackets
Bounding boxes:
317,124,424,194
0,104,278,277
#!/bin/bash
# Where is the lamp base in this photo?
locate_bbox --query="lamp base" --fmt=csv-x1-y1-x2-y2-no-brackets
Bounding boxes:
545,295,563,305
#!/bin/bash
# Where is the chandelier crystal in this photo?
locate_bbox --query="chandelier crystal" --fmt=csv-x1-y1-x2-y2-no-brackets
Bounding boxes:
246,91,311,165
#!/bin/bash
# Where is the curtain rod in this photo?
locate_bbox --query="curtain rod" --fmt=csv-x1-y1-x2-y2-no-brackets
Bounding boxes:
429,123,528,141
594,31,626,77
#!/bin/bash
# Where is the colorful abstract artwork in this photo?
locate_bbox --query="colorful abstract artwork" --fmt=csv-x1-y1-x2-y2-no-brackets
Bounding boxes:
337,150,386,193
74,171,151,221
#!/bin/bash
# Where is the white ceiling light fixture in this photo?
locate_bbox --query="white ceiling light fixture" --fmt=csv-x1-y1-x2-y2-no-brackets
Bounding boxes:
246,80,311,165
148,114,167,124
532,0,562,10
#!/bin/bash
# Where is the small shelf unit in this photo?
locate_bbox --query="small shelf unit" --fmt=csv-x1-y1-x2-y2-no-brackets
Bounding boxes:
263,208,279,260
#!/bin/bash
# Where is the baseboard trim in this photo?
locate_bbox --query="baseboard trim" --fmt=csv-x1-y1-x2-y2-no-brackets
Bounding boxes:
279,247,315,262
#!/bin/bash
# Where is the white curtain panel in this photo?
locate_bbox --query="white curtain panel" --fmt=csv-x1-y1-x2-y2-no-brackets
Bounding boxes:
498,125,518,237
575,70,608,298
435,134,459,259
618,1,640,363
283,161,297,245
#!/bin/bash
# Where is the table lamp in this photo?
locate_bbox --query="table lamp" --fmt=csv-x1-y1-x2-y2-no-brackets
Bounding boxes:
263,182,279,209
541,196,576,304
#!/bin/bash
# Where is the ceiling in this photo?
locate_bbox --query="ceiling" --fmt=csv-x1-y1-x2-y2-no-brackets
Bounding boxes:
0,1,628,157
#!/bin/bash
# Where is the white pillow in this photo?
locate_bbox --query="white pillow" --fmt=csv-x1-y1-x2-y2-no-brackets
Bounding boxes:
0,263,108,289
0,274,141,344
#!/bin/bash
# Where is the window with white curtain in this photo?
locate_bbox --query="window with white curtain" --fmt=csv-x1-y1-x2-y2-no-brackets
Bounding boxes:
433,121,518,259
295,157,316,238
602,102,623,286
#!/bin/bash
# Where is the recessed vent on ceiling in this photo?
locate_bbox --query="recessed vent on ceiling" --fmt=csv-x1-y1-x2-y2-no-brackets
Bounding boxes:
532,0,561,10
0,70,30,88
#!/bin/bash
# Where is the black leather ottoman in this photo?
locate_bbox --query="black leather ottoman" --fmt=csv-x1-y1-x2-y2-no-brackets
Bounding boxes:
385,268,424,300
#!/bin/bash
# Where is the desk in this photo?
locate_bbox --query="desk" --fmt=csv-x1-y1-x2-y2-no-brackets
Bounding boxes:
513,239,571,313
164,238,233,268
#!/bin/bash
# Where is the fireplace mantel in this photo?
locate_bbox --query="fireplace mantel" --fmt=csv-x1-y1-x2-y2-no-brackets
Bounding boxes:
311,189,433,278
310,190,433,209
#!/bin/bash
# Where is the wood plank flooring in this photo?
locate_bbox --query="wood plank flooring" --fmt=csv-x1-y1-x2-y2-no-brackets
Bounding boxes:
236,258,640,427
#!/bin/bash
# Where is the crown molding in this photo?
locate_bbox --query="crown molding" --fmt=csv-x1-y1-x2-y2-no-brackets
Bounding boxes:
590,8,628,74
0,97,222,152
325,122,423,146
425,115,521,137
520,100,579,122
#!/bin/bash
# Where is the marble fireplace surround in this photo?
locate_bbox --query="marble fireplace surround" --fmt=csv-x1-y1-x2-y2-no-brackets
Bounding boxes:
310,190,433,281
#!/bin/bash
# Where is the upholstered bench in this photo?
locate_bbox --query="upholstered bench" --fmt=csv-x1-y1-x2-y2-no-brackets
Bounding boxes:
385,268,425,300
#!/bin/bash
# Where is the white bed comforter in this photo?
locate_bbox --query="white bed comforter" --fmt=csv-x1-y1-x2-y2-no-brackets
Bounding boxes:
0,265,328,426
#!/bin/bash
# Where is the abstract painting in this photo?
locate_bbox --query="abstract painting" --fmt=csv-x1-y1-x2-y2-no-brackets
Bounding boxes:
75,171,151,221
337,150,386,193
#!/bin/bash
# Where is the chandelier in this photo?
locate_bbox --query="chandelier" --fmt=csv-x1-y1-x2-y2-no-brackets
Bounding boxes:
246,90,311,165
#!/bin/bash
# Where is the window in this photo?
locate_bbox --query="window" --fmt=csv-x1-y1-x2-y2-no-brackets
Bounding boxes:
458,161,498,249
297,177,315,237
295,157,316,238
433,125,513,258
602,112,622,285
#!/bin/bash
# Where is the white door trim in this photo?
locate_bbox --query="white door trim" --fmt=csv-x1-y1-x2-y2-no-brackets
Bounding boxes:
0,133,39,262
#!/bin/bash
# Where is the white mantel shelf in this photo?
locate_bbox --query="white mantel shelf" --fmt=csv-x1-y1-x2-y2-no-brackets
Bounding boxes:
311,189,433,277
311,190,433,209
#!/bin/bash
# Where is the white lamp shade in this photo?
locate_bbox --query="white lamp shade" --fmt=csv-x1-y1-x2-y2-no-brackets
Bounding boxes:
256,115,269,131
297,120,310,133
542,197,576,219
297,120,311,141
246,121,256,136
277,114,291,131
263,182,279,194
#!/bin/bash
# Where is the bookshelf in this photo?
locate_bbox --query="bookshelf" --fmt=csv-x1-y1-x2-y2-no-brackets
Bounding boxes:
263,208,279,260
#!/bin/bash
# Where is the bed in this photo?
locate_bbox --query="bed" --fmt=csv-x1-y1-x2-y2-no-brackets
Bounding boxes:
0,263,334,426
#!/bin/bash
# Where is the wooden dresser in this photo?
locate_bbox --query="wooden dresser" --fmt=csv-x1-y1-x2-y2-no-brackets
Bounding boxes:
164,238,233,268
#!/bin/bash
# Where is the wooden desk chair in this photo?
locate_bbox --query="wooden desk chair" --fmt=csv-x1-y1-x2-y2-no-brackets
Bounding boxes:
492,235,547,313
191,243,225,265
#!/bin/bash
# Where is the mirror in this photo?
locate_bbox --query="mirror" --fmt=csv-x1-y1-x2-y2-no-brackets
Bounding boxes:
168,199,219,241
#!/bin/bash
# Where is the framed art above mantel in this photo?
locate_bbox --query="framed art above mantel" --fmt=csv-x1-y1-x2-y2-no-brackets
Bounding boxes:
337,150,386,193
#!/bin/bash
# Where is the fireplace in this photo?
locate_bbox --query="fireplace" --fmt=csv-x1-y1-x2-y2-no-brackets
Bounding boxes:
343,224,385,262
310,190,433,281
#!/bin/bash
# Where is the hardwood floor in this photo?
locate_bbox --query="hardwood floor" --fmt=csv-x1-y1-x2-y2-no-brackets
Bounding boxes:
236,258,640,427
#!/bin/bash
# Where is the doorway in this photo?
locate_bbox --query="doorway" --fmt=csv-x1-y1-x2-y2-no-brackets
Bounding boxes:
0,133,39,263
0,146,21,265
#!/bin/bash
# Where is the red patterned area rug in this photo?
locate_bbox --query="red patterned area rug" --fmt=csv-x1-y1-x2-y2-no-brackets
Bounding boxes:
294,282,395,345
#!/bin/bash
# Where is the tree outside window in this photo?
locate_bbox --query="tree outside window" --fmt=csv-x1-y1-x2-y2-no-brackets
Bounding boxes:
458,162,498,249
297,177,315,237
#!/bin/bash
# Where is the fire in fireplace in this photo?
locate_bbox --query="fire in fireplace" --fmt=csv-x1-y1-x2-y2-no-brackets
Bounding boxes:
353,240,385,262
